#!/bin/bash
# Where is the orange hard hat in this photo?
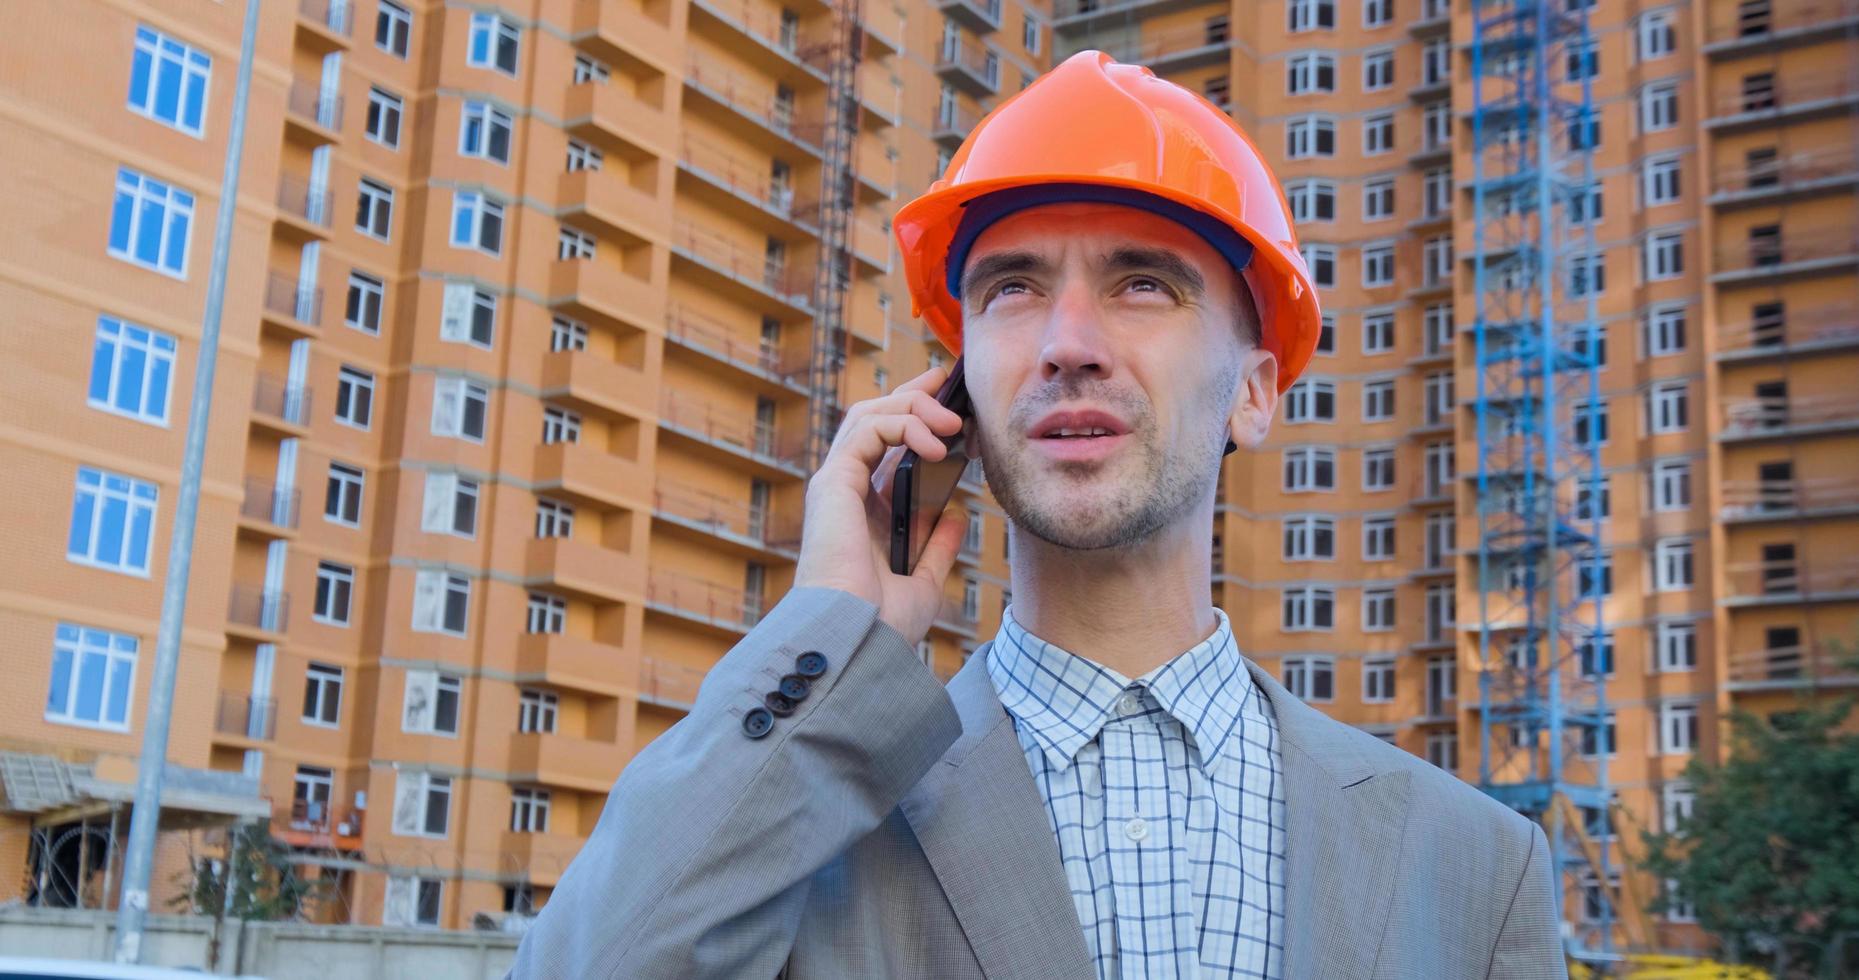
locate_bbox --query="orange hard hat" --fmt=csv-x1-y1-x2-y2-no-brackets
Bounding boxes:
893,50,1322,394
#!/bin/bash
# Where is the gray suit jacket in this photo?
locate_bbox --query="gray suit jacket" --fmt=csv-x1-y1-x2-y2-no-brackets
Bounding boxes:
510,588,1566,979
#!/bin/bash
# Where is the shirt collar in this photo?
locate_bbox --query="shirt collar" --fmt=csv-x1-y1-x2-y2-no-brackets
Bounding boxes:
985,605,1259,776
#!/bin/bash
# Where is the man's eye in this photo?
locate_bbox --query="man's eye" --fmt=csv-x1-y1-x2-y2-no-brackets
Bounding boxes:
1125,277,1172,296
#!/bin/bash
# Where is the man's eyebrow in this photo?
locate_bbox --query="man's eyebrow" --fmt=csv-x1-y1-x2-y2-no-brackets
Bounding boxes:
1101,247,1205,297
960,249,1052,299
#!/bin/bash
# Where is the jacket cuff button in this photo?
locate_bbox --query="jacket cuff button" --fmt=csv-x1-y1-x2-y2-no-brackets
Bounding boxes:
742,706,775,739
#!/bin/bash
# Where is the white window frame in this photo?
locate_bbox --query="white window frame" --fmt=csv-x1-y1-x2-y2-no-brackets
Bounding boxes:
1657,621,1697,673
1363,0,1391,27
421,472,479,538
1283,379,1336,423
411,572,471,637
542,406,582,445
1287,0,1335,33
1281,587,1336,632
1644,303,1687,355
510,787,552,833
1363,447,1396,490
572,54,610,85
68,467,158,576
1287,53,1337,95
565,139,603,172
312,561,355,626
1650,458,1692,512
1661,781,1695,831
401,669,463,735
1645,230,1685,281
1362,589,1395,632
535,498,575,538
1644,154,1682,205
466,11,521,76
1282,654,1336,700
1362,242,1395,287
88,316,177,426
1286,179,1336,222
1282,515,1336,561
355,178,394,240
430,377,489,442
45,623,139,731
1654,537,1695,592
1362,48,1394,90
324,462,364,526
518,688,559,733
345,271,384,334
449,191,505,255
334,366,374,430
1659,700,1700,755
1362,112,1394,155
376,0,412,58
1286,115,1336,159
128,25,211,137
391,770,453,838
440,282,497,349
1282,446,1336,492
384,876,443,928
1300,244,1336,287
1647,380,1689,434
1363,178,1395,222
1362,515,1396,560
1363,310,1395,353
1639,81,1679,133
1637,9,1676,60
365,87,404,149
1363,379,1396,422
302,662,343,726
558,226,597,260
459,100,514,163
109,168,194,279
526,592,567,634
550,316,589,353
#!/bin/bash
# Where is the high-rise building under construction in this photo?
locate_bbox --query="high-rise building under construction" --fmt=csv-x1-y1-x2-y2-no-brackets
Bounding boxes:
0,0,1851,949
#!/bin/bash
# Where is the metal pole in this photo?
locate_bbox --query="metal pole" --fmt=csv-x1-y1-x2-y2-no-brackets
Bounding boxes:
114,0,264,962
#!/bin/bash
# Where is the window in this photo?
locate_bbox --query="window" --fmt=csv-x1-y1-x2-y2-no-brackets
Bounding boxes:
1647,380,1689,433
1363,178,1394,221
1282,515,1336,560
392,770,452,837
542,406,582,444
1423,168,1451,217
128,26,211,136
1651,459,1691,511
1203,75,1230,106
421,472,479,537
1362,112,1394,155
1363,380,1396,421
459,100,514,163
355,178,394,239
1578,632,1615,677
1363,48,1393,90
518,688,558,734
1573,324,1608,368
88,316,176,425
1284,379,1336,423
1282,656,1335,700
312,561,354,626
1662,781,1695,832
1570,252,1605,297
440,282,497,348
1638,10,1676,59
1362,590,1395,632
1660,701,1700,754
1282,447,1335,491
1422,440,1455,496
1654,538,1695,592
1363,311,1394,353
1281,588,1335,632
1300,245,1336,287
1576,555,1614,598
301,662,343,725
1658,622,1697,672
1645,230,1684,281
1566,40,1598,80
431,377,489,442
68,467,158,575
1581,713,1617,758
1287,0,1335,32
1363,447,1396,490
1287,116,1336,158
1287,53,1336,94
1575,475,1612,521
1362,243,1395,286
526,592,566,634
1363,0,1391,25
1568,111,1601,151
1422,102,1451,150
1424,371,1454,425
1640,82,1679,132
1568,184,1603,224
1286,180,1336,222
1424,304,1454,353
411,572,471,636
1023,13,1041,54
402,669,462,735
565,140,603,172
384,876,443,928
510,787,551,833
46,624,137,730
1644,304,1686,355
334,366,374,429
550,317,588,353
1425,732,1459,771
1362,515,1395,560
376,1,412,58
1644,155,1682,205
109,168,194,278
535,499,575,539
365,87,403,148
1422,235,1453,286
324,462,364,526
293,766,334,826
1316,314,1335,354
1421,38,1450,86
467,12,520,75
345,272,384,334
573,54,610,85
450,191,504,254
558,226,596,260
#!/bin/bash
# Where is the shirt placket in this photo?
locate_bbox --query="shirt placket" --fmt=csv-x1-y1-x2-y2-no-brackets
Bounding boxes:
1099,693,1199,980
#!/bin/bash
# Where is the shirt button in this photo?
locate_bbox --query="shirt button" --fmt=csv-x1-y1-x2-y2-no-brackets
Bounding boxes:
1116,692,1143,716
1124,817,1149,842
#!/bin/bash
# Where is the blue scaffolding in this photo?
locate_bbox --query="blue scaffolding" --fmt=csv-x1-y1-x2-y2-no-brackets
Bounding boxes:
1467,0,1614,962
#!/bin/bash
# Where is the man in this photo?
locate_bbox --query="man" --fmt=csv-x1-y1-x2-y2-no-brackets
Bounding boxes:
511,52,1564,979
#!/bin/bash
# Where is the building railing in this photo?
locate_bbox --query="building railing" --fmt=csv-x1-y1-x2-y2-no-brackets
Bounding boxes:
251,373,311,427
276,175,331,227
285,80,342,131
670,220,815,307
1724,556,1859,599
1712,70,1856,118
937,0,1004,28
1715,229,1859,272
936,35,1000,89
263,270,323,326
1721,477,1859,519
932,103,983,138
1727,642,1859,686
696,0,833,69
1099,23,1227,63
679,136,795,216
654,479,802,548
1707,0,1859,44
659,390,809,468
1713,147,1858,196
684,56,826,148
1721,392,1859,436
647,569,764,628
228,584,289,633
664,306,811,383
240,477,301,529
638,655,707,707
1717,307,1857,352
298,0,354,35
216,693,278,740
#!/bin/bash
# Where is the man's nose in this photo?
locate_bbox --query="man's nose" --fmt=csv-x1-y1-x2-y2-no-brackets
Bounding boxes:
1038,280,1115,382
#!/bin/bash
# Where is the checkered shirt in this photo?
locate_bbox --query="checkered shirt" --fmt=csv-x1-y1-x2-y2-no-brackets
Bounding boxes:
985,606,1286,980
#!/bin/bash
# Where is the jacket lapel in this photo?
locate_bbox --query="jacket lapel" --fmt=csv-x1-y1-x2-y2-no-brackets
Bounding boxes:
1248,663,1412,979
899,645,1095,980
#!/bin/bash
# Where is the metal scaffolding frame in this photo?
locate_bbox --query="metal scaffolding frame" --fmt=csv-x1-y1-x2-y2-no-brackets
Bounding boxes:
1466,0,1615,962
803,0,866,468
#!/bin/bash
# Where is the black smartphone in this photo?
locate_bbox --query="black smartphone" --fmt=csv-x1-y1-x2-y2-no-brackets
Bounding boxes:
889,357,974,575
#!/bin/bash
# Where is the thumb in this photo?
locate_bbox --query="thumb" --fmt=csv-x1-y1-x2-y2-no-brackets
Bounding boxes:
910,503,970,590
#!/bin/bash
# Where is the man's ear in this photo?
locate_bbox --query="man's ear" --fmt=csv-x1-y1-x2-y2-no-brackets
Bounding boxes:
1226,348,1279,451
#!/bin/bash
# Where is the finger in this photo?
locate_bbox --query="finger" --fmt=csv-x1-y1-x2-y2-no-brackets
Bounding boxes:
838,388,962,439
815,413,945,498
895,364,950,396
911,502,970,588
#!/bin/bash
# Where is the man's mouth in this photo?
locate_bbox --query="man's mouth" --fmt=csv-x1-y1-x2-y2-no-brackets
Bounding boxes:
1026,409,1131,462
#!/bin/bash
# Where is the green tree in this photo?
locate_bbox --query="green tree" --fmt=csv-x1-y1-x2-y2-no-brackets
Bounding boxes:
171,819,328,922
1641,692,1859,978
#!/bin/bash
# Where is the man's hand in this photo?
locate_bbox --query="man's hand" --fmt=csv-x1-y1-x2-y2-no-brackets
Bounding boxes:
794,365,970,644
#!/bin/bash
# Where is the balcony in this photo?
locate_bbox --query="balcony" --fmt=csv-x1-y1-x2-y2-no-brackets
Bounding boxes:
274,175,332,241
685,56,826,156
570,0,677,75
1727,641,1859,692
238,478,300,537
1705,0,1859,56
1710,148,1857,209
1705,71,1859,132
1052,0,1211,30
932,104,983,149
677,136,816,233
227,584,288,641
646,569,764,633
664,305,811,390
1720,392,1859,443
215,693,277,743
935,37,1000,96
1408,0,1451,37
507,731,625,793
531,440,652,512
1103,24,1230,73
1717,308,1859,363
1724,557,1859,606
548,258,660,334
1721,478,1859,524
540,348,655,423
283,80,342,143
1711,230,1859,284
250,373,311,437
658,391,809,475
295,0,353,50
260,271,322,340
670,220,815,313
524,536,645,604
639,655,707,710
938,0,1002,32
854,138,898,200
513,632,629,696
563,80,669,159
558,169,665,247
690,0,833,78
278,798,362,849
1409,73,1452,103
654,479,802,555
860,3,905,54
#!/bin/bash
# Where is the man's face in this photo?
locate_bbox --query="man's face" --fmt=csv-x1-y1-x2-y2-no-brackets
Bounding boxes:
959,202,1272,552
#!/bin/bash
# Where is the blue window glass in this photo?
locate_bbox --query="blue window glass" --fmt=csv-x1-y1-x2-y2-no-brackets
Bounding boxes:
127,26,211,136
90,317,177,424
68,466,159,575
46,623,139,729
109,168,194,277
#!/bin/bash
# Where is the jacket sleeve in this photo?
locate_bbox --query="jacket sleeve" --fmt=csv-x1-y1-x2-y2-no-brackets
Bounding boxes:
507,587,964,980
1487,823,1569,979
